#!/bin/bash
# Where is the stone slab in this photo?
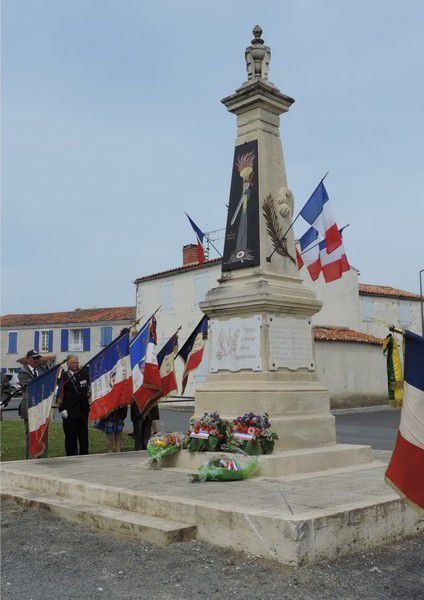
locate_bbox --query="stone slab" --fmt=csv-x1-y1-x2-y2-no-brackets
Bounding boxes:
2,452,423,565
2,486,197,545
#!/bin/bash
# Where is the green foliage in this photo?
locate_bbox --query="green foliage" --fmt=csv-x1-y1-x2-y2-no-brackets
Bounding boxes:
0,421,134,462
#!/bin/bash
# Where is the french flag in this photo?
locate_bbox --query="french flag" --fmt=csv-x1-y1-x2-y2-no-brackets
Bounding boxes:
298,227,321,281
185,213,206,265
386,330,424,509
300,181,342,254
157,332,179,397
88,332,132,421
178,316,208,394
27,364,62,458
130,317,162,417
298,226,350,283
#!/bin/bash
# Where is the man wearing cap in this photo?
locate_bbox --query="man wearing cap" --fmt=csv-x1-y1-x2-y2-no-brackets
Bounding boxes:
18,350,47,458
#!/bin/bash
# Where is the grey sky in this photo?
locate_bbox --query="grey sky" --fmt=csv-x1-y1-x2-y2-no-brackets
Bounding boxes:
2,0,423,314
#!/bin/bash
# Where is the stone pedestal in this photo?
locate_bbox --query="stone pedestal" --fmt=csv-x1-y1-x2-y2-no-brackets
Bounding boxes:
191,27,373,475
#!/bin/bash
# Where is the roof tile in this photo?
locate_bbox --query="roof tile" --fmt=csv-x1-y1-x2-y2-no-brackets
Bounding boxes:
359,283,420,300
313,327,382,345
0,307,136,328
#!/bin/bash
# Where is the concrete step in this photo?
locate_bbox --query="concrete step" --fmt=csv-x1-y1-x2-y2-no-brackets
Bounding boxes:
2,486,197,546
166,443,374,477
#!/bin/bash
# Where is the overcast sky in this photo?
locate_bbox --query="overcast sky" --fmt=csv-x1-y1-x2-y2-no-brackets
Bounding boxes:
2,0,423,314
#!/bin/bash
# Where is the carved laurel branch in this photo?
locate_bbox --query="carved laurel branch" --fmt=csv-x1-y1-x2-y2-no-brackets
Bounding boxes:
262,193,296,264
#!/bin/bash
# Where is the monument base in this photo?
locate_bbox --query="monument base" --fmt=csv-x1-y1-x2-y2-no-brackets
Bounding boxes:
2,452,422,566
166,443,373,477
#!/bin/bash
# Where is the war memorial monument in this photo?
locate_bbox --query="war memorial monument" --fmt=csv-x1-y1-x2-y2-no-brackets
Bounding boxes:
1,27,422,565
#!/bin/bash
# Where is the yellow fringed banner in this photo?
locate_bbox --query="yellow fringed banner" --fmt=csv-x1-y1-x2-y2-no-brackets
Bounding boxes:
382,334,403,407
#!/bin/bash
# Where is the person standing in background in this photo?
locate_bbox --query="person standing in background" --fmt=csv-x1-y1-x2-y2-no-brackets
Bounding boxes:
18,350,46,458
58,355,90,456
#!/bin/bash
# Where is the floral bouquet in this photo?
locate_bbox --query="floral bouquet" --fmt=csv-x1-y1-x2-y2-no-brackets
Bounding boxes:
187,412,226,452
192,453,258,482
147,432,186,469
226,412,278,455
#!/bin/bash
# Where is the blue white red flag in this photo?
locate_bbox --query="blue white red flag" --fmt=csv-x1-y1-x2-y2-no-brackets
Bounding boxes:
27,364,62,458
157,332,179,397
130,317,162,416
178,316,208,394
386,330,424,509
88,331,132,421
297,225,349,283
300,182,342,254
185,213,205,265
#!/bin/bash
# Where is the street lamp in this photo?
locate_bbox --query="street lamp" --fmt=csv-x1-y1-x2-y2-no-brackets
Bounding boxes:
420,269,424,336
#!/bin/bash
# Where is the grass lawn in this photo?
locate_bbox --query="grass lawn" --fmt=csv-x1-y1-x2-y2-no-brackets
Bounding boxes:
0,421,135,462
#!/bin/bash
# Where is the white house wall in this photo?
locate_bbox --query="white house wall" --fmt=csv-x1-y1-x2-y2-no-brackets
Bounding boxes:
314,341,387,408
359,296,421,339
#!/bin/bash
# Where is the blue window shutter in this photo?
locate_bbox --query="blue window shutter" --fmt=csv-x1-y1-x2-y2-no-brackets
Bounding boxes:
1,367,6,374
48,330,53,352
100,326,112,346
82,328,91,351
61,329,69,352
8,332,17,353
34,331,40,352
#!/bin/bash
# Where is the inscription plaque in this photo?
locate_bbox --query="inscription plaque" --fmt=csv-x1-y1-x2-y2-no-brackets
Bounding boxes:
210,315,262,372
268,315,314,371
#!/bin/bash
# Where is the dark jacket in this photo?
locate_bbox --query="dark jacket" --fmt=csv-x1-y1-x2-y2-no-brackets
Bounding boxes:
58,367,90,419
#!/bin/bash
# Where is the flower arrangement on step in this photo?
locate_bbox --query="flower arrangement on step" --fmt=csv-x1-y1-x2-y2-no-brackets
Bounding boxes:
191,453,258,482
187,412,226,452
147,432,186,469
226,412,278,455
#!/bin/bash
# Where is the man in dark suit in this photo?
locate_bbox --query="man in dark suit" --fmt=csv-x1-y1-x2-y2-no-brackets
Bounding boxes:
58,355,90,456
18,350,47,459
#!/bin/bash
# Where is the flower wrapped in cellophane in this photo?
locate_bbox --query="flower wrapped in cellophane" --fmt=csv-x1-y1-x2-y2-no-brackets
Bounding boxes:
192,453,258,482
187,412,226,452
226,412,278,455
147,432,186,469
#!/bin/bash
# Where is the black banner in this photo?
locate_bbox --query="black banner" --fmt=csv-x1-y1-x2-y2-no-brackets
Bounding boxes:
222,140,259,272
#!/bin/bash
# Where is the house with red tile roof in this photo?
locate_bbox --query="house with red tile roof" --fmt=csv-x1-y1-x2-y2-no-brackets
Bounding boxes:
0,306,135,374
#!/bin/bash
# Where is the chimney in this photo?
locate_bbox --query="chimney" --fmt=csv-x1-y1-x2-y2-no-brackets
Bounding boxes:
182,244,200,266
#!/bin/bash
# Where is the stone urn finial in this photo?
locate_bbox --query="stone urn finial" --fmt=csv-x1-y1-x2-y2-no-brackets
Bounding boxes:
251,25,264,44
245,25,271,81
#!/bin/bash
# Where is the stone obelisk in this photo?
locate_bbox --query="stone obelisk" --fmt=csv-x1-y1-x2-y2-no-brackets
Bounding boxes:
194,27,372,476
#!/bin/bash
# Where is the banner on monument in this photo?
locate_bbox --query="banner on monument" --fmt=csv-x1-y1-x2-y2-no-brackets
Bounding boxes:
222,140,260,272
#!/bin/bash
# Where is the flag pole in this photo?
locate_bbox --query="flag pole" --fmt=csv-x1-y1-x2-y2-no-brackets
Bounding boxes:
185,212,223,258
0,358,68,407
297,224,349,257
157,325,183,355
266,171,329,263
